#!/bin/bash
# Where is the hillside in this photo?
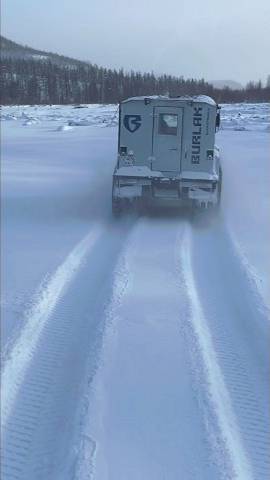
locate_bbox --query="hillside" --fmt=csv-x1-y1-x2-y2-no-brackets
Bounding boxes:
0,36,88,67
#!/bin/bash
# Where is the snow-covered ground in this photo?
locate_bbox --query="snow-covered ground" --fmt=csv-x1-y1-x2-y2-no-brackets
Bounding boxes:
1,102,269,480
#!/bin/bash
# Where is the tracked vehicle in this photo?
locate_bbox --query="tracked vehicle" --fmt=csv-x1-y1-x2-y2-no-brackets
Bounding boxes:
112,95,221,215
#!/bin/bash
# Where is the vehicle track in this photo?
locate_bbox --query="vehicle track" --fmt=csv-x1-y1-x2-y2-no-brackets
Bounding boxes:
1,213,269,480
1,219,135,480
179,223,253,479
82,216,226,480
189,218,270,479
78,213,269,480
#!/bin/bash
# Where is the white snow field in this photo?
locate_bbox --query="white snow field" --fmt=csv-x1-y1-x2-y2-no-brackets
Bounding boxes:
1,102,270,480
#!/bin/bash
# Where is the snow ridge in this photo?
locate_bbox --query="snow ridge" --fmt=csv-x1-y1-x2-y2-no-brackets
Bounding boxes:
180,225,253,480
229,231,270,313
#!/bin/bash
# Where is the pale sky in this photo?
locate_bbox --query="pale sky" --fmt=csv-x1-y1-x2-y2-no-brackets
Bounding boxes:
2,0,270,85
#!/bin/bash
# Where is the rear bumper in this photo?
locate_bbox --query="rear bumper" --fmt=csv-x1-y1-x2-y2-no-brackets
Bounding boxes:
113,173,219,206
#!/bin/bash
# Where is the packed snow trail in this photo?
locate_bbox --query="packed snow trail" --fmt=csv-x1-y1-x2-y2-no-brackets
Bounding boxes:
82,217,221,480
1,104,269,479
80,215,269,480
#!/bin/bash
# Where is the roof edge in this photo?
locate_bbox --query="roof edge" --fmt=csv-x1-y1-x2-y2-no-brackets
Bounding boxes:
121,95,216,106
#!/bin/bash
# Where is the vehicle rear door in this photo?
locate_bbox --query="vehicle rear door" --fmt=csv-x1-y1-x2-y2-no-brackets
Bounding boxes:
152,107,183,172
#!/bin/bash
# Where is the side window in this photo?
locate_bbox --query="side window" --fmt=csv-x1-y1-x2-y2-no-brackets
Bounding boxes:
158,114,178,135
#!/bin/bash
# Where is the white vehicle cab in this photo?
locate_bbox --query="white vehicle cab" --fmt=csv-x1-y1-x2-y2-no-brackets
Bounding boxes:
112,95,222,215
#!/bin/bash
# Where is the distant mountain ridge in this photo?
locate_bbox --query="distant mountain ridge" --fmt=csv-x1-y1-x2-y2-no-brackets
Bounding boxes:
210,79,243,90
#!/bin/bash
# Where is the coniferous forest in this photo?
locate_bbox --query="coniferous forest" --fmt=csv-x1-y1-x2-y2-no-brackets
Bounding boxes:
1,37,269,105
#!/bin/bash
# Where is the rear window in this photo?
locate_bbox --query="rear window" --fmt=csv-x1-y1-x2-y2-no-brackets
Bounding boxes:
158,114,178,135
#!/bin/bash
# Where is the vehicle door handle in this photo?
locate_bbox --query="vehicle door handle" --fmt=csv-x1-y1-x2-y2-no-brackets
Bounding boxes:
169,148,178,151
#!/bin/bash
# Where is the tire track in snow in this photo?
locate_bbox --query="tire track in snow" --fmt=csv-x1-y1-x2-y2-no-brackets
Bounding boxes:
73,243,131,480
1,223,105,428
82,217,223,480
1,219,134,480
179,224,253,480
189,221,270,479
